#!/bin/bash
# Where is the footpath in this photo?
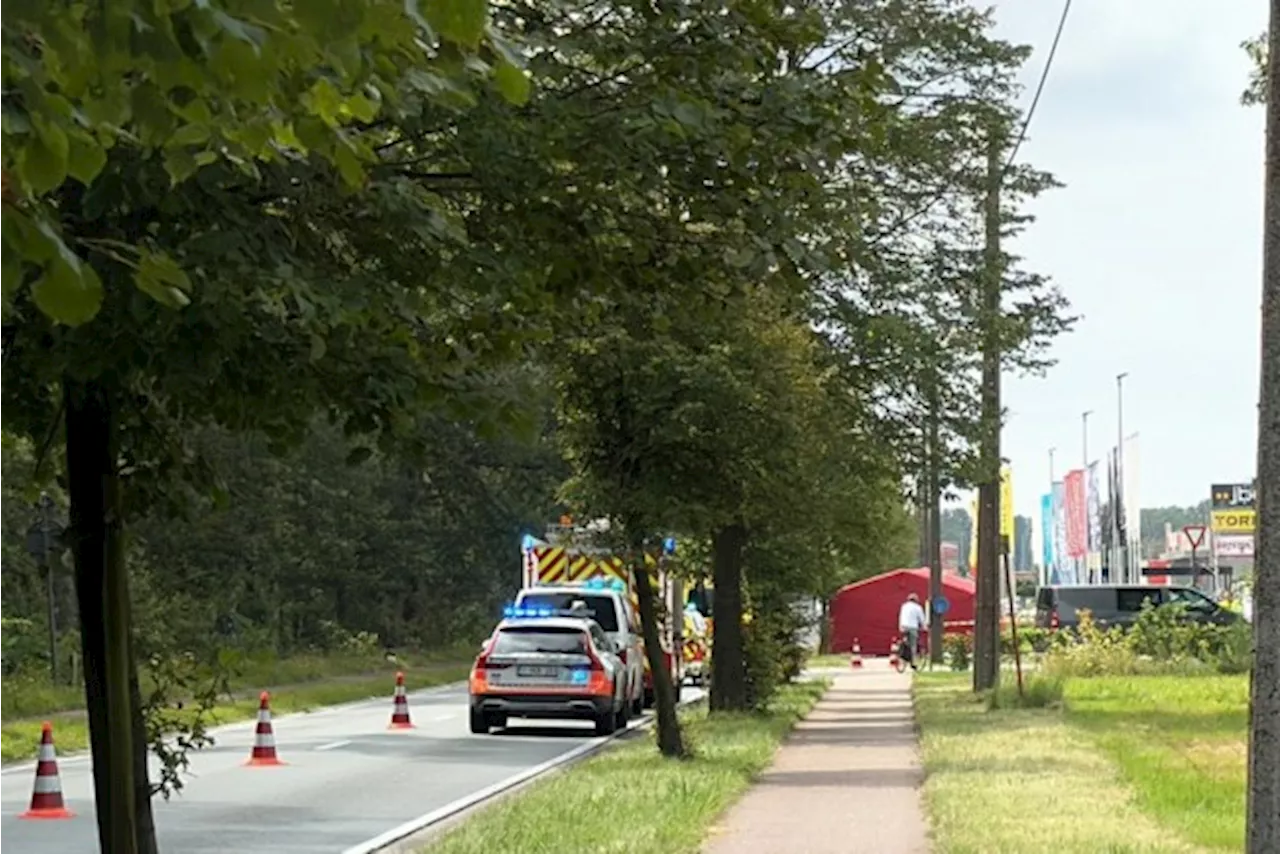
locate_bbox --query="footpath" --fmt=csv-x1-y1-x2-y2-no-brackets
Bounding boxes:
704,661,931,854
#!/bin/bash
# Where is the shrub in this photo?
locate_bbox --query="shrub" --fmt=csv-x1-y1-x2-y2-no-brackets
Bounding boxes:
986,673,1065,710
943,633,972,671
1042,610,1140,677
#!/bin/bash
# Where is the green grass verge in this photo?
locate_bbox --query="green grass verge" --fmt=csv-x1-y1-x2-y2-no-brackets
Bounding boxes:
1,657,471,764
804,653,851,669
423,680,829,854
915,673,1209,853
1066,676,1247,851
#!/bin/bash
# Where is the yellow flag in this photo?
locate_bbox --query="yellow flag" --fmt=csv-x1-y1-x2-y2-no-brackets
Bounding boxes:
968,495,979,570
1000,466,1014,551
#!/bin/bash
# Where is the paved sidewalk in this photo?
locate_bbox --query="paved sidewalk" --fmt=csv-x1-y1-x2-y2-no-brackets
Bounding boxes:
703,661,930,854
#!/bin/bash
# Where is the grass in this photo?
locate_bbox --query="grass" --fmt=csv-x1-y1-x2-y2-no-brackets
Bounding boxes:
1,651,472,763
915,673,1211,853
805,652,853,669
423,679,829,854
1066,676,1248,851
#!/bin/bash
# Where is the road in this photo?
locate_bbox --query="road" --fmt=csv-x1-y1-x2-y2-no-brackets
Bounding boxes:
2,681,700,853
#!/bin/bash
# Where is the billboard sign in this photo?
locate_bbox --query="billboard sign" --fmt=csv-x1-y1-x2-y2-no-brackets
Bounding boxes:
1210,482,1255,534
1214,534,1254,558
1211,483,1255,509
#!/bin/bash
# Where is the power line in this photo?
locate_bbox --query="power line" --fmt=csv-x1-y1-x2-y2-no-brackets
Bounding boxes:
1004,0,1075,173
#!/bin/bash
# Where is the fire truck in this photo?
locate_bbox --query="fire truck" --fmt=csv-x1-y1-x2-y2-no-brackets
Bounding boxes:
519,520,682,706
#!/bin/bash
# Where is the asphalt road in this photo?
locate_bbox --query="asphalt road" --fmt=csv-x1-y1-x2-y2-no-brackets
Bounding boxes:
1,681,698,853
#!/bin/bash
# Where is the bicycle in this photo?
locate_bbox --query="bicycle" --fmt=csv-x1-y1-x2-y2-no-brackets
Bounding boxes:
893,636,911,673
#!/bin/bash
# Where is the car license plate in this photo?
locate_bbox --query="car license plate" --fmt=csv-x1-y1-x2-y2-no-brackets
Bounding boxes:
517,665,559,678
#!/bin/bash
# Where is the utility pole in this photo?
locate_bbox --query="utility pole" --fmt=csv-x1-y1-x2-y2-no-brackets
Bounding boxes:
927,369,944,664
1247,3,1280,847
973,130,1004,693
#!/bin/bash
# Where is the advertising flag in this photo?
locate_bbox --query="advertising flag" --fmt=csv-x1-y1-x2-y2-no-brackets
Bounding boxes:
1040,493,1054,571
1086,460,1102,573
999,466,1014,553
1051,481,1068,584
1064,469,1087,560
968,496,978,572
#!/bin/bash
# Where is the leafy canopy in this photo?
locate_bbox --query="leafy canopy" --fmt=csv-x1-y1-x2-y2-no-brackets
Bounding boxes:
1,0,529,326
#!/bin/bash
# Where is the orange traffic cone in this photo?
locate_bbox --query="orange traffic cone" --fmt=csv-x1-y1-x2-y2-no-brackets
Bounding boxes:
388,671,414,729
849,639,864,669
888,637,900,670
245,691,285,766
20,722,73,819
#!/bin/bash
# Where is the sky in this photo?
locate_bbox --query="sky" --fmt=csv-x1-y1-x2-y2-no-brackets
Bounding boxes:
971,0,1267,518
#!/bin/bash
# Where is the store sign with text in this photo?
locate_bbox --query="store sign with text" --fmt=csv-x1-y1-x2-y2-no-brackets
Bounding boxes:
1211,509,1256,533
1214,534,1255,558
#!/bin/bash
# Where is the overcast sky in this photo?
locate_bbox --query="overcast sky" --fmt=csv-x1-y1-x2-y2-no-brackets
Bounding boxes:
977,0,1266,517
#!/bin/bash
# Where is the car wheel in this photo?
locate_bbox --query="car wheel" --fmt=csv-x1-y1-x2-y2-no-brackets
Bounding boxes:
614,697,629,729
595,707,617,736
469,708,489,735
490,713,508,730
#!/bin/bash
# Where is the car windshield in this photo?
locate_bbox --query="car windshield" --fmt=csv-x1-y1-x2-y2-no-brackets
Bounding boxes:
492,627,590,655
1166,588,1217,612
517,593,620,631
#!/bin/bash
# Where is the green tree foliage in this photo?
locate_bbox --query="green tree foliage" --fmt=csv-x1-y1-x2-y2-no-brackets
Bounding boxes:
1243,32,1267,106
2,0,527,325
1140,501,1212,559
0,2,1081,844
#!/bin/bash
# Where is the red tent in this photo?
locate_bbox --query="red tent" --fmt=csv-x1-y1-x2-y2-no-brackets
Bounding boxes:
829,567,976,656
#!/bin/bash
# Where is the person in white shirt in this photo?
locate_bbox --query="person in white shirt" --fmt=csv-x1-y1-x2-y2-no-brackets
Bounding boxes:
898,593,927,671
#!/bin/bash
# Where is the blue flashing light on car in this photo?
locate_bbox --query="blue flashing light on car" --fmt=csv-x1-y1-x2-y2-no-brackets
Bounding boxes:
501,605,565,619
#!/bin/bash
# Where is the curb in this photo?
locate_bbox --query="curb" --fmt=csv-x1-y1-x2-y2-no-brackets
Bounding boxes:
343,688,707,854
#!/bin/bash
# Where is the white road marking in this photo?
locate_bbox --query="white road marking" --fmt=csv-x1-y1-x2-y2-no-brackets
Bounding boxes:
341,687,706,854
315,740,352,752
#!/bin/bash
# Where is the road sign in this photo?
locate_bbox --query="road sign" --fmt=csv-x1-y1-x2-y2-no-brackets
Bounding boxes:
1182,525,1207,549
932,596,950,616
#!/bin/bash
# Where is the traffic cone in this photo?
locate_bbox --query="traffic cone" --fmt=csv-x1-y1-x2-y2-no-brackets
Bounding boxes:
20,722,73,819
245,691,285,766
388,671,414,729
849,639,864,669
888,637,900,669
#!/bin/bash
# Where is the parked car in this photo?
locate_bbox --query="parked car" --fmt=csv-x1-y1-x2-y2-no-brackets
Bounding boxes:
469,613,630,736
514,584,647,713
1035,584,1243,630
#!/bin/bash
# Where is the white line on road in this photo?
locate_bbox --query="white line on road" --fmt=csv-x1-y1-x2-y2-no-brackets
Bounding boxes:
314,740,352,751
342,688,706,854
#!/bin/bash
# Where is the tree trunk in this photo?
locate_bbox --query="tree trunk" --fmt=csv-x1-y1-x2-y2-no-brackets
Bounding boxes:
1248,8,1280,849
130,634,159,854
631,554,685,758
710,522,748,712
65,378,141,854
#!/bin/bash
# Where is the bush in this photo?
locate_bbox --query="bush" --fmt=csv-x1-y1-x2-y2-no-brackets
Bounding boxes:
1042,611,1141,677
1041,605,1254,678
985,673,1065,710
943,633,971,671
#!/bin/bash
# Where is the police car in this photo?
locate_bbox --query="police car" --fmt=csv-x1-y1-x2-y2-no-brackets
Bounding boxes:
469,606,630,736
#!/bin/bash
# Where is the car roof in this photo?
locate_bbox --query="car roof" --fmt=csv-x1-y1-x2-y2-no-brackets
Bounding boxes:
498,616,600,632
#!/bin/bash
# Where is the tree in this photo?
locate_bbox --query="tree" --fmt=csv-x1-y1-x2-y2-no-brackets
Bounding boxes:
2,3,534,852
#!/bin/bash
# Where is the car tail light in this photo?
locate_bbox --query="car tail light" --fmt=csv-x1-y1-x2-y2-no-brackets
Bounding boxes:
1049,609,1060,630
469,637,503,693
584,642,613,697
